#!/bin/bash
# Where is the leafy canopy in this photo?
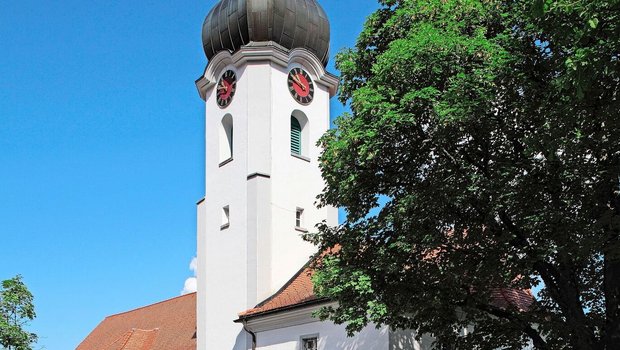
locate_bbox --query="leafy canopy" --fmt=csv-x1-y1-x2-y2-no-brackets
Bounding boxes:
0,276,37,350
309,0,620,349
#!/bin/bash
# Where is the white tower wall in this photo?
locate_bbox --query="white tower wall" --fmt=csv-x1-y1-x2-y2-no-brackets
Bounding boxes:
196,45,339,350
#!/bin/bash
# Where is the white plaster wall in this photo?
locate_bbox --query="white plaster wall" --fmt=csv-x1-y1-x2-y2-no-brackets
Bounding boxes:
268,61,337,293
388,328,533,350
389,329,432,350
196,199,207,350
256,321,389,350
245,62,276,304
202,62,252,350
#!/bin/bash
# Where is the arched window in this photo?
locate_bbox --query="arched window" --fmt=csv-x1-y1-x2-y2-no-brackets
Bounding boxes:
290,111,309,159
291,116,302,155
219,114,233,163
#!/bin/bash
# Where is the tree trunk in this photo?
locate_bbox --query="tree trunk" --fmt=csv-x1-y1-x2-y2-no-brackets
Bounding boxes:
534,261,597,349
602,250,620,349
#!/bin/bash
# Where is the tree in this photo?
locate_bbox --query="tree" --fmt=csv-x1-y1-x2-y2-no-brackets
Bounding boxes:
0,276,37,350
308,0,620,349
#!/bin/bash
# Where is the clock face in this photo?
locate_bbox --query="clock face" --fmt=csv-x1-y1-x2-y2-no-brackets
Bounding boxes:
288,68,314,105
216,70,237,108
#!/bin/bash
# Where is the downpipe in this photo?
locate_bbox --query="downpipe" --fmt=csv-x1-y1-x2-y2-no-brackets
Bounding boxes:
242,320,257,350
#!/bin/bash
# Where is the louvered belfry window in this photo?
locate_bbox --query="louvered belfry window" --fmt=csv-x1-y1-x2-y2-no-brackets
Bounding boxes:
302,337,317,350
291,116,302,155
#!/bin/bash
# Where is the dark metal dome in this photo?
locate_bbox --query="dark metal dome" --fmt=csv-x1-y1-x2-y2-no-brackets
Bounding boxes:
202,0,330,66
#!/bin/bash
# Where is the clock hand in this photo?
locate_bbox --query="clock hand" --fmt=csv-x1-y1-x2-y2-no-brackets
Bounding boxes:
292,74,306,91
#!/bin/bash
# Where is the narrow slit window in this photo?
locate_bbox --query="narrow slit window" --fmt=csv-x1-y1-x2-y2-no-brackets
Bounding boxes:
220,114,233,163
291,116,302,155
221,206,230,229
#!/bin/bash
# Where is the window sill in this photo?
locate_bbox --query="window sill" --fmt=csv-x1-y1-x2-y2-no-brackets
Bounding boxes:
219,157,233,167
291,153,310,162
220,223,230,230
295,227,308,233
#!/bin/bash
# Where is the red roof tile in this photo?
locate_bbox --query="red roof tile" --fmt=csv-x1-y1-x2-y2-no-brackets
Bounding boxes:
490,288,534,312
238,264,322,318
76,293,196,350
238,254,534,318
101,328,159,350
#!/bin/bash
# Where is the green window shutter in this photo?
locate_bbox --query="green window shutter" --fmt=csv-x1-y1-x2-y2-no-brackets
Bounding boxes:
291,116,301,155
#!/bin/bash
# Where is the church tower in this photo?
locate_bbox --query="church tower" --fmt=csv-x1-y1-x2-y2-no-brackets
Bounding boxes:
194,1,339,349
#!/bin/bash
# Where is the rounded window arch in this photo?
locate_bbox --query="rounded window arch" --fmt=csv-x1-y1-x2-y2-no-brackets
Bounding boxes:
290,110,309,158
219,114,233,163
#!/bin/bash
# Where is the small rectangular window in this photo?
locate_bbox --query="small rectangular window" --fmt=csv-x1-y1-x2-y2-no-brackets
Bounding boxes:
221,206,230,229
295,208,304,228
301,337,318,350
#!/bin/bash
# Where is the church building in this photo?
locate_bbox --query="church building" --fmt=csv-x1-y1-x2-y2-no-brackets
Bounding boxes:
77,1,533,349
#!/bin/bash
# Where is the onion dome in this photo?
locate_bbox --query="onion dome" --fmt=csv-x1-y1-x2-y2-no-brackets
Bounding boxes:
202,0,330,66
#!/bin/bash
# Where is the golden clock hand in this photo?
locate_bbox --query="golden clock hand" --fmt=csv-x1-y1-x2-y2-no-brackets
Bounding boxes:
292,74,306,91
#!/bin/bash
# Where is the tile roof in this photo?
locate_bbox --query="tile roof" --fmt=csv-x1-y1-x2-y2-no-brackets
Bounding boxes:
238,254,534,318
76,293,196,350
102,329,159,350
238,263,323,318
490,288,534,312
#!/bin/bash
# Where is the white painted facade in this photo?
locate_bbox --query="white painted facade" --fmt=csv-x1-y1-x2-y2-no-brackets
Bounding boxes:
251,311,390,350
241,303,435,350
195,44,339,350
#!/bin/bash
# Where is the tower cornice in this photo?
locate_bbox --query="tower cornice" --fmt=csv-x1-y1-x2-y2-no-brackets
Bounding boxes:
195,42,339,101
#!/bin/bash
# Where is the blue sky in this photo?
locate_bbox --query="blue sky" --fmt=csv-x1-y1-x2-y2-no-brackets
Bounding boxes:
0,0,378,349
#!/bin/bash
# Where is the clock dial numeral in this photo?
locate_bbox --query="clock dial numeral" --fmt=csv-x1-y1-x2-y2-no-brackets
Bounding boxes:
287,68,314,105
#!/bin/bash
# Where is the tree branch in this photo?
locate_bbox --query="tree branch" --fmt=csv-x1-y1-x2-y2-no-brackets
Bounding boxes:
476,303,549,350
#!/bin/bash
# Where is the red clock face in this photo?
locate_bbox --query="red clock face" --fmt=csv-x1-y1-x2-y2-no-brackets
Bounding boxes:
288,68,314,105
216,70,237,108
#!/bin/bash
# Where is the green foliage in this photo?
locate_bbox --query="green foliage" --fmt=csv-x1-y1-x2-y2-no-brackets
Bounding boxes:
0,276,37,350
310,0,620,349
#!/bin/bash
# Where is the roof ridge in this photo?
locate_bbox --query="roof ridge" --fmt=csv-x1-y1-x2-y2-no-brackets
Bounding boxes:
105,292,196,319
